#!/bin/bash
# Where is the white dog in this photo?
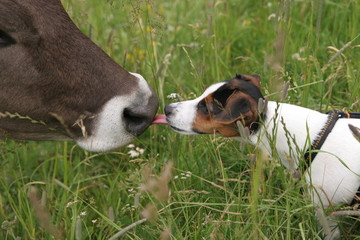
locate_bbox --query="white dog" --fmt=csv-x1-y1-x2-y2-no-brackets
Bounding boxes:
158,74,360,239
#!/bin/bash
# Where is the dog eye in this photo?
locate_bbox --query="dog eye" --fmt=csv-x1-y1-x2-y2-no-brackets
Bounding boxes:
197,101,209,114
0,29,16,47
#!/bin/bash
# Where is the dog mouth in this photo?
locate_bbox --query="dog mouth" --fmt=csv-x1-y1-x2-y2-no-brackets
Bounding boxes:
152,114,201,135
152,114,168,125
169,125,198,135
169,125,187,132
151,114,183,132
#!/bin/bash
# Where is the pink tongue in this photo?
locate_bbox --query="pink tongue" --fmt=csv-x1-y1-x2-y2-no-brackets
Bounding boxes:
152,114,168,125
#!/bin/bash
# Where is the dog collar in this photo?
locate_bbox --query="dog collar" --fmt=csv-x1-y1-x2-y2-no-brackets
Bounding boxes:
304,110,360,165
303,110,360,205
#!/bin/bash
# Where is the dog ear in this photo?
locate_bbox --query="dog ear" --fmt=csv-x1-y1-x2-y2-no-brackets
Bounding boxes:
236,74,261,89
213,92,257,126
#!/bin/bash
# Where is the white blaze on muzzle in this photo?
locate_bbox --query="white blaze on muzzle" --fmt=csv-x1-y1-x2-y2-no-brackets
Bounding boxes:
76,72,157,152
165,82,226,134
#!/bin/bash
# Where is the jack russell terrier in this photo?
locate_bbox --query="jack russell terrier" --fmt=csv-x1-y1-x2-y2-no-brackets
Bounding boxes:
153,74,360,239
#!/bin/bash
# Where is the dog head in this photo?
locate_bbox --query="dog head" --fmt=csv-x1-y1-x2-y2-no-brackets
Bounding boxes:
164,74,264,136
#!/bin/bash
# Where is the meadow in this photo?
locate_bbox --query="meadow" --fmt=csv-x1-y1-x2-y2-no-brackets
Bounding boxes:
1,0,360,239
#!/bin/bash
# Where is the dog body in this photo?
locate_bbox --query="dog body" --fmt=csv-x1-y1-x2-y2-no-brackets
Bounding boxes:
250,101,360,206
165,75,360,239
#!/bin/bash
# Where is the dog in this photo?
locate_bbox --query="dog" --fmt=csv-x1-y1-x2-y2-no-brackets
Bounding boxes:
161,74,360,239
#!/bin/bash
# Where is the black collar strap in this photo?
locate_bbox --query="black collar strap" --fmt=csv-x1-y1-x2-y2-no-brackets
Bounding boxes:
302,110,360,206
304,111,343,165
304,110,360,166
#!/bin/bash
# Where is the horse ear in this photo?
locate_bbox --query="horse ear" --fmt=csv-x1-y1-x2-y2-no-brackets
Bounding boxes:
236,74,261,89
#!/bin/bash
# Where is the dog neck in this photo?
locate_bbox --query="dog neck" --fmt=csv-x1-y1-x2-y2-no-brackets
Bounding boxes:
248,101,328,169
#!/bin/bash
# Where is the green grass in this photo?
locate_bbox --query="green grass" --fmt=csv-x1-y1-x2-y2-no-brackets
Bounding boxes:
1,0,360,239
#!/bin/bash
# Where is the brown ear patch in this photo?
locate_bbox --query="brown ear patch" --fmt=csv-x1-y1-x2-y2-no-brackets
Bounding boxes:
214,92,251,122
236,74,261,89
192,91,260,137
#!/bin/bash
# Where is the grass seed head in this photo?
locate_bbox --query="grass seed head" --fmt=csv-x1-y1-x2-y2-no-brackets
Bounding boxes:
141,203,158,223
160,228,171,240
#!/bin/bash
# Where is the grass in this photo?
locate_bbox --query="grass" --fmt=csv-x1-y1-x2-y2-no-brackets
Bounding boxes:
1,0,360,239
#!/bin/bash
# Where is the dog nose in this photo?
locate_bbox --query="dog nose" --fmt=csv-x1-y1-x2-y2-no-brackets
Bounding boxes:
164,104,174,116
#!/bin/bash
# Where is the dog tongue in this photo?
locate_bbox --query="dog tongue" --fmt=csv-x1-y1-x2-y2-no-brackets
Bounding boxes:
152,114,168,125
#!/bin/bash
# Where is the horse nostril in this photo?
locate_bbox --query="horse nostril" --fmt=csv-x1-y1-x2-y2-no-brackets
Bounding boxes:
123,108,152,136
164,104,174,116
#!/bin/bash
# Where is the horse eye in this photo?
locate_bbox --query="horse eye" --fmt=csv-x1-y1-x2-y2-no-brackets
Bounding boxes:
0,30,16,47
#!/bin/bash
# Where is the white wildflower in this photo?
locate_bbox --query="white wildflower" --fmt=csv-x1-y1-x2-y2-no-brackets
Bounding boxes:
66,200,80,208
136,147,145,155
167,25,175,31
292,53,301,60
128,150,140,158
268,13,276,20
167,93,181,100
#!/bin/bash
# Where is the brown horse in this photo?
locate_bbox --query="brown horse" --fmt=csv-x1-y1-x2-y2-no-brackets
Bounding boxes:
0,0,159,152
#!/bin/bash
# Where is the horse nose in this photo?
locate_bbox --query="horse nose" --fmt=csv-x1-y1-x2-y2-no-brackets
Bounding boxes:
123,93,158,136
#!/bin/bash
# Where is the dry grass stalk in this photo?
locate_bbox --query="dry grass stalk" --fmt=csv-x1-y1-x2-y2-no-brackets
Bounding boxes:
182,46,199,78
193,174,232,194
141,162,173,202
323,33,360,72
108,206,115,222
281,81,290,101
157,161,173,202
75,216,82,240
28,187,63,239
177,189,210,194
349,124,360,143
54,179,70,191
198,205,241,216
270,27,285,72
315,208,332,238
160,228,172,240
73,118,88,138
330,210,360,217
268,26,286,99
0,111,46,126
108,218,147,240
315,0,323,37
217,178,247,183
50,113,74,138
328,41,353,64
210,201,234,240
210,182,227,192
